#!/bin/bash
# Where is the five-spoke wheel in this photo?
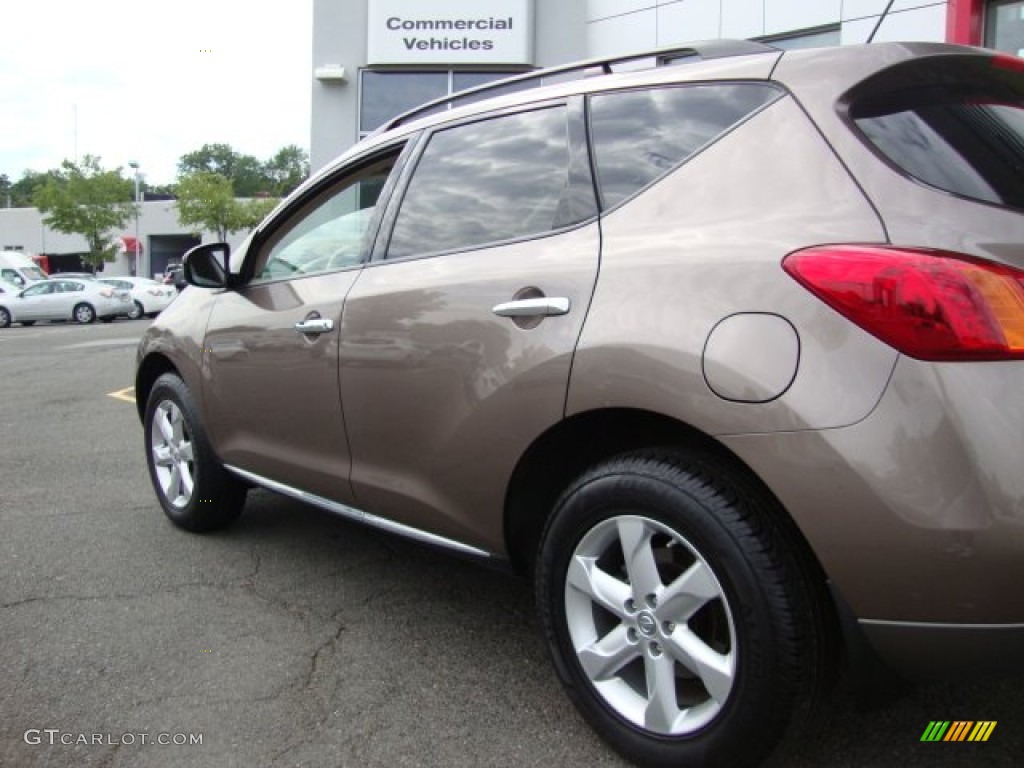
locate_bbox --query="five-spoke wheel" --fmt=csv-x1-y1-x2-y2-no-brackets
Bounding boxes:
144,373,246,531
564,515,736,736
537,451,827,768
150,399,195,509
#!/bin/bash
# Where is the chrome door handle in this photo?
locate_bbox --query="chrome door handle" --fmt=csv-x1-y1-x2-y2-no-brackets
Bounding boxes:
294,318,335,335
492,297,570,318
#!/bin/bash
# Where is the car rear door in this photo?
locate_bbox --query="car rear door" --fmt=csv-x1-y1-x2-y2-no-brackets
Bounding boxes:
338,99,601,552
200,142,413,504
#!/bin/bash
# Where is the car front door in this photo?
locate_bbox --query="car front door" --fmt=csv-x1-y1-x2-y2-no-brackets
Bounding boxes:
201,143,411,504
339,100,601,552
17,282,61,320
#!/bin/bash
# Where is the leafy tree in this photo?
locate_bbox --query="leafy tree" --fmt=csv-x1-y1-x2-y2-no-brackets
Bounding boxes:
176,143,310,198
265,145,310,196
33,156,137,268
176,172,276,242
177,143,271,197
7,169,62,208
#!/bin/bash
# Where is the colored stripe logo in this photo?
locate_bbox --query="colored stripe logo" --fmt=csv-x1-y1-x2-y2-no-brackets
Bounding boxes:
920,721,996,742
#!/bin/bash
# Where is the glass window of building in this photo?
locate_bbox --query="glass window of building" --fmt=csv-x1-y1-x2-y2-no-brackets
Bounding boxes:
360,71,526,137
360,72,448,134
986,1,1024,56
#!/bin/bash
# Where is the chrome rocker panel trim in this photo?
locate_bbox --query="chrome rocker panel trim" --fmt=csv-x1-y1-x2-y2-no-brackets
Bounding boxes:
225,464,494,560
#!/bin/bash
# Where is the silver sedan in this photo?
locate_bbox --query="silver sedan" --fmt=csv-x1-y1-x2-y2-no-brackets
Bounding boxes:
0,278,132,328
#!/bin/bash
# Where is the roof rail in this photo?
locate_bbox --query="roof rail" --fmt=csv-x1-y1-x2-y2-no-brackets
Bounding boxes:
378,39,778,133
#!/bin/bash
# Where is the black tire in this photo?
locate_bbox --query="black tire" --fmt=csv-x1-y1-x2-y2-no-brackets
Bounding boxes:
535,450,829,768
144,373,246,532
0,307,10,328
73,303,96,324
129,300,144,320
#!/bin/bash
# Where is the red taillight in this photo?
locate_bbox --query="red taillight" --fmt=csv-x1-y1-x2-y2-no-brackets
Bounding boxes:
783,246,1024,361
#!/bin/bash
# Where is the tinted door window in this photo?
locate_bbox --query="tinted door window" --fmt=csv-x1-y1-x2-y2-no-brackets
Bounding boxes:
254,153,400,281
387,107,580,258
589,84,781,208
853,82,1024,209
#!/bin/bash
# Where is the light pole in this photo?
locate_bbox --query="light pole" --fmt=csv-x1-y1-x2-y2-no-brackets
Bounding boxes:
128,162,141,276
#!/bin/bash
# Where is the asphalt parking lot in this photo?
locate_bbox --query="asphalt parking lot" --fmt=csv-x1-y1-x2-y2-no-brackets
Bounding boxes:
1,319,1022,768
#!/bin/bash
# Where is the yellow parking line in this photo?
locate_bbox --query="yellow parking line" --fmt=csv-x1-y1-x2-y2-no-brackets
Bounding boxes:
107,386,136,404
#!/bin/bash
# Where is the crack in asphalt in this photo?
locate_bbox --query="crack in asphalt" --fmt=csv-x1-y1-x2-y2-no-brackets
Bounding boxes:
0,583,216,610
4,532,387,765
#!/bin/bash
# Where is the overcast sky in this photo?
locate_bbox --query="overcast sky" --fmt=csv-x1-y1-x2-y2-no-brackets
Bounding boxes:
0,0,312,186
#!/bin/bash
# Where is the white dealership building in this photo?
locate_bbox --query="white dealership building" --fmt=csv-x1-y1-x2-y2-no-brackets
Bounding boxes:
310,0,1024,171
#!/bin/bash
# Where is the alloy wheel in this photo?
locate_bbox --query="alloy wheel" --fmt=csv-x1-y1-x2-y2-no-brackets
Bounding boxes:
74,304,95,323
564,514,737,736
149,400,195,508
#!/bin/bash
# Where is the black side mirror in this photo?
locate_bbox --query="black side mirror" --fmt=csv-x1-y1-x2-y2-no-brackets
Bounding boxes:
183,243,231,289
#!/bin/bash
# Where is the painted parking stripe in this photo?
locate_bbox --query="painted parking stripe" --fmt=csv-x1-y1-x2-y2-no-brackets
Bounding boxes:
107,386,136,404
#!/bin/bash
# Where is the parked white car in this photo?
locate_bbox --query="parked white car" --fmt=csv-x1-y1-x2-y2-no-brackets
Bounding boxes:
99,277,177,320
0,277,132,328
0,250,49,288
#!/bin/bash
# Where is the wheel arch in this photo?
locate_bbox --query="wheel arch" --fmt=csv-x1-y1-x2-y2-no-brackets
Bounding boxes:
504,406,833,595
72,301,95,321
135,352,181,423
505,405,846,690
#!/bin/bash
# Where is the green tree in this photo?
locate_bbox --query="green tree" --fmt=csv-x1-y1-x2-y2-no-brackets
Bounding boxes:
0,173,10,207
177,143,271,197
265,145,310,196
8,169,62,208
33,156,137,268
176,172,276,242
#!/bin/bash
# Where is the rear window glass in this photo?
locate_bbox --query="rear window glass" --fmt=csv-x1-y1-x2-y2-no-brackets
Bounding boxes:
853,81,1024,209
589,83,781,208
387,107,578,259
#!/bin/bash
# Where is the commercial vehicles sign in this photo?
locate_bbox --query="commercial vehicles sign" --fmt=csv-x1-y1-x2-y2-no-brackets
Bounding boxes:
367,0,533,65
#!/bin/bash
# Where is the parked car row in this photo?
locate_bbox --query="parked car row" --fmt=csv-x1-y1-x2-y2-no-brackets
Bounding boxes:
0,275,176,328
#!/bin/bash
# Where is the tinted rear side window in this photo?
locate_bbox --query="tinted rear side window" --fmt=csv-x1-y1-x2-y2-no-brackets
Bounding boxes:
852,71,1024,209
589,83,781,208
387,107,580,259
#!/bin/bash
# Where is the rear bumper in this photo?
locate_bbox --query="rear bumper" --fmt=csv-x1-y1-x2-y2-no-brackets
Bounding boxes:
99,299,133,317
142,294,176,314
721,355,1024,676
860,620,1024,678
